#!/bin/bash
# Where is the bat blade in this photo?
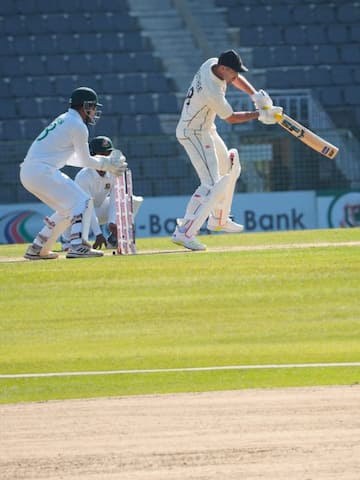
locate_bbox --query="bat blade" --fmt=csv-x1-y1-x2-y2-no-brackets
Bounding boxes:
275,113,339,159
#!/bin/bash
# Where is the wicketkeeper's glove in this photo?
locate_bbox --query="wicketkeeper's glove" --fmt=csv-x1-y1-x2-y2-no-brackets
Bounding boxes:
99,149,128,176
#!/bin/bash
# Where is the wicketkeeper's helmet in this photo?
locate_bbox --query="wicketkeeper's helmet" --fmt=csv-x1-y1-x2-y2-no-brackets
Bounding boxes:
89,136,114,156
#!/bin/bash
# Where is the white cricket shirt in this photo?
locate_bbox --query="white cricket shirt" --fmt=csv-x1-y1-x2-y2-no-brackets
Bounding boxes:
23,109,102,170
75,168,114,209
176,57,233,137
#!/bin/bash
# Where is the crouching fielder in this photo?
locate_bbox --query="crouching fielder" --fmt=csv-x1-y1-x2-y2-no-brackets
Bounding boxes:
61,136,143,251
173,49,282,251
20,87,127,260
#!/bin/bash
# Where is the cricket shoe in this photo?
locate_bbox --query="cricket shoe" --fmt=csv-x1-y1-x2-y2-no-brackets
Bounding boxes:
66,240,104,258
24,244,58,260
207,216,244,233
171,228,206,251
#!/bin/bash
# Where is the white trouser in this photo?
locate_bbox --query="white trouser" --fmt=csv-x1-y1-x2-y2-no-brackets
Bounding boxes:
177,127,234,233
20,162,90,217
20,161,90,247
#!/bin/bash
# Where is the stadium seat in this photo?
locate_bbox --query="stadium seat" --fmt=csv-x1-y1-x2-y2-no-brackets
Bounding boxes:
17,98,42,118
22,55,47,75
100,73,126,94
305,66,332,86
26,15,52,34
102,94,133,115
123,74,146,93
45,54,71,74
318,86,343,107
68,13,94,33
119,116,138,136
28,76,55,96
316,44,339,64
3,15,27,35
9,35,35,55
261,26,283,45
142,157,168,178
350,24,360,42
43,13,73,34
306,25,327,45
284,25,308,45
158,94,179,114
91,115,118,138
146,73,172,93
268,5,293,25
239,26,262,46
2,99,18,119
97,33,126,53
66,54,91,75
53,75,80,95
344,86,360,105
327,24,350,44
133,52,161,73
138,115,162,135
295,45,318,65
2,119,25,140
314,4,336,24
133,94,156,114
23,118,49,140
337,3,360,23
331,65,356,85
39,98,65,118
0,78,12,98
1,56,25,77
339,44,360,64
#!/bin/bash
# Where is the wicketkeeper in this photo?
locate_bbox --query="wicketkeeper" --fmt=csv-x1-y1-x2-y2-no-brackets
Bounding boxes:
173,49,283,251
61,136,143,251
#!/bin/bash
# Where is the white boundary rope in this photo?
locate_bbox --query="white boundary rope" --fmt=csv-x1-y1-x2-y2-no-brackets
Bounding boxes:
1,362,359,379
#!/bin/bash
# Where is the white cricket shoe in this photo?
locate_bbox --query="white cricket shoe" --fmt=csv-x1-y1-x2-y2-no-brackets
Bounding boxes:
207,216,244,233
24,244,58,260
66,241,104,258
171,228,206,251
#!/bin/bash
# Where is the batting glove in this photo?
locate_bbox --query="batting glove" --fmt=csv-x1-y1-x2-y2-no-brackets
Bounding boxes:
251,90,273,110
258,106,283,125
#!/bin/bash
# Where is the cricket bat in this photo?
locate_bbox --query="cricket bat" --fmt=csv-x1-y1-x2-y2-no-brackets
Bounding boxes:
275,113,339,159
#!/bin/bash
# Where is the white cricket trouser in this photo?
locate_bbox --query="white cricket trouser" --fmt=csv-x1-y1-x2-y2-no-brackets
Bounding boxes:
177,127,231,186
177,127,233,231
20,162,91,248
20,162,90,216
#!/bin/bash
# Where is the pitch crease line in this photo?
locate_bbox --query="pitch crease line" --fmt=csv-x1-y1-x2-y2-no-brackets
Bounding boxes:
1,362,360,379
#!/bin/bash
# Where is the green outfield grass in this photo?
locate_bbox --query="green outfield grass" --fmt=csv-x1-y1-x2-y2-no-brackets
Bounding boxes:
0,229,359,403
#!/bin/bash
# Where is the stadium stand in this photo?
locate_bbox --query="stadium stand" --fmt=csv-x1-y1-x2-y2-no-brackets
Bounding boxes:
0,0,359,203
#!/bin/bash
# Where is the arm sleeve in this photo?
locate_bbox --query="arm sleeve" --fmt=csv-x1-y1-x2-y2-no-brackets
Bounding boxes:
66,125,106,169
208,92,233,120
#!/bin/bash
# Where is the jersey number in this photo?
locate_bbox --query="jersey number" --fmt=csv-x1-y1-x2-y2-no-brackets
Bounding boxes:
186,87,194,106
36,118,64,141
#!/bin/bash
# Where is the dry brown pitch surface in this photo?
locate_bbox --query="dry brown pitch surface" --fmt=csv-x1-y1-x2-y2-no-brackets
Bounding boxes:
1,385,360,479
